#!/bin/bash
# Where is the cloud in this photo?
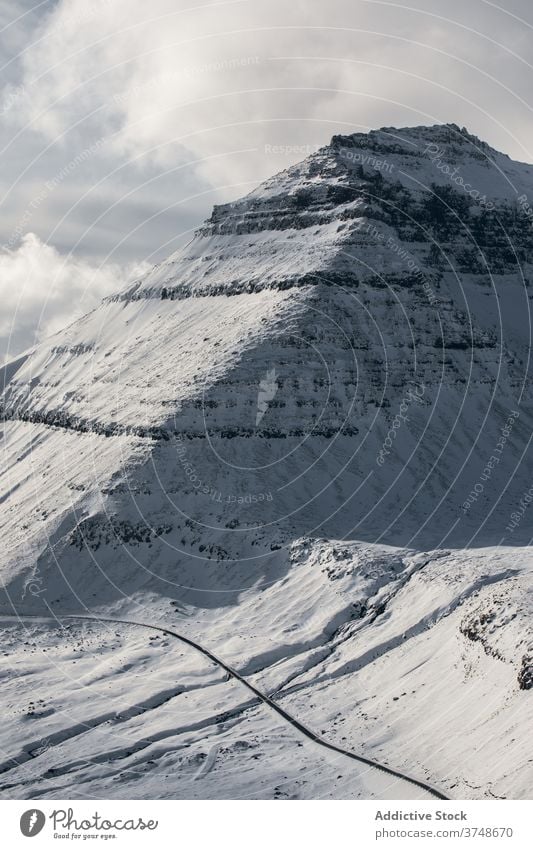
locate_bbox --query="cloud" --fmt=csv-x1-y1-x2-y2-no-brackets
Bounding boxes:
12,0,533,181
2,0,533,359
0,233,149,363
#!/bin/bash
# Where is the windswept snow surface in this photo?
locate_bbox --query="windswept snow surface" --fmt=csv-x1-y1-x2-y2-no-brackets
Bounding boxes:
1,123,532,799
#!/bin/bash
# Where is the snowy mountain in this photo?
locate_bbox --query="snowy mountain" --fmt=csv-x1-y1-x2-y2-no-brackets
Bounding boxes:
1,123,532,800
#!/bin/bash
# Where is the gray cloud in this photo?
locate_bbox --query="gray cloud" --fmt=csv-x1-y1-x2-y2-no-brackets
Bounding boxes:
2,0,533,357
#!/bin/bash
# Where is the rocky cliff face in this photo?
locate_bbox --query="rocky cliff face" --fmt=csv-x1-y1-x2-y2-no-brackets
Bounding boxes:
2,124,533,800
3,123,533,605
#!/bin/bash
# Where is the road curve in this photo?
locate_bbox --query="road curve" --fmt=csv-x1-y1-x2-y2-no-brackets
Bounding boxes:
5,612,449,800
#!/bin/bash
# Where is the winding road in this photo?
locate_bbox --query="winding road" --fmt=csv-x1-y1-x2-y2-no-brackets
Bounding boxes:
2,612,449,800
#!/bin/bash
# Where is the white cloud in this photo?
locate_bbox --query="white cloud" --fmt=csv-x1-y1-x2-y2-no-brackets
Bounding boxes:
0,233,149,363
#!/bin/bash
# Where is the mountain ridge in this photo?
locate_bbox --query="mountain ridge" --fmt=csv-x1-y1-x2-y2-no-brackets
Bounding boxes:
0,124,532,800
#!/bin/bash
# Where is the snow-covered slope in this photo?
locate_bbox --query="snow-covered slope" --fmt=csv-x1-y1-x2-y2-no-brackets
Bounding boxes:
1,123,532,799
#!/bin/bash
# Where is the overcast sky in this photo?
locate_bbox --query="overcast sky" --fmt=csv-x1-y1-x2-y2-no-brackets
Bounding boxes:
2,0,533,361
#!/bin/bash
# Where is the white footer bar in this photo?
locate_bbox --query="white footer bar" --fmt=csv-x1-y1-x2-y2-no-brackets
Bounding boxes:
1,799,531,848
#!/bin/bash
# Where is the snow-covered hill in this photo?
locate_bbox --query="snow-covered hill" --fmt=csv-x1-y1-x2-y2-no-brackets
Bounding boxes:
1,123,532,800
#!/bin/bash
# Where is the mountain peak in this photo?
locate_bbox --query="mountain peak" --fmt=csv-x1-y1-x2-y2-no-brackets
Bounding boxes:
111,122,531,304
330,122,499,159
2,118,533,802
